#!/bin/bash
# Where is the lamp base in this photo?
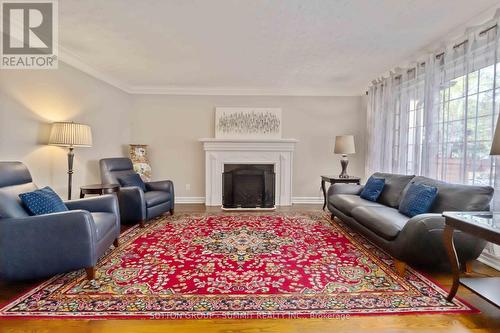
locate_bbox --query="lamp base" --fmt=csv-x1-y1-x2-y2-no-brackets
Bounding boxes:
339,155,349,178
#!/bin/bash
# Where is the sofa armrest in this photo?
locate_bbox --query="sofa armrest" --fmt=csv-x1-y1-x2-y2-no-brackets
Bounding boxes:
395,213,487,266
0,210,97,280
117,186,146,223
146,180,174,194
327,183,364,196
65,194,119,215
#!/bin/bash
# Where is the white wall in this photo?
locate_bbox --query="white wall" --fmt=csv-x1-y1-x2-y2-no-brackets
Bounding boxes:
130,95,366,201
0,64,366,202
0,63,132,198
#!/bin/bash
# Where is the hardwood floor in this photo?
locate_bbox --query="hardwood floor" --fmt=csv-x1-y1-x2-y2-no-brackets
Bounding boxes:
0,204,499,333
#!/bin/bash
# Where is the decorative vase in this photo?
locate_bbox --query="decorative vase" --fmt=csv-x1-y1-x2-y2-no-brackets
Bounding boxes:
129,144,152,182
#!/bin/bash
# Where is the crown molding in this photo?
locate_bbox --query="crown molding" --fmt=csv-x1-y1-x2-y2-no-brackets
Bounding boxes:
57,47,361,96
127,85,360,96
58,46,133,93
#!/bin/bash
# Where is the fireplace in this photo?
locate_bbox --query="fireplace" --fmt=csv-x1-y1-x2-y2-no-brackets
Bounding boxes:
223,164,275,209
199,138,297,206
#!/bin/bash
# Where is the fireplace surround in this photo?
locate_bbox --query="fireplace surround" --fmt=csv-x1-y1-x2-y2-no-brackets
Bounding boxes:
199,138,297,206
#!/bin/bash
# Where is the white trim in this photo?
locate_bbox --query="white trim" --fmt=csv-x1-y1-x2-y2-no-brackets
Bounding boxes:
478,252,500,271
128,85,359,97
292,197,323,204
175,197,205,204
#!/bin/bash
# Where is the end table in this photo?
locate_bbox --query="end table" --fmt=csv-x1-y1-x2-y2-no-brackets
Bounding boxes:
443,211,500,307
80,184,120,198
321,175,361,210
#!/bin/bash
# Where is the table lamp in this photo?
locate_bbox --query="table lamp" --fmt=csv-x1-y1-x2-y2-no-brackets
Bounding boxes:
49,122,93,200
334,135,355,178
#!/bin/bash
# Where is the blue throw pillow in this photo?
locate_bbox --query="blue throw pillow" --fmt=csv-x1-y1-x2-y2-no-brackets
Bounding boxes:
19,186,68,216
118,173,146,191
360,176,385,202
399,183,438,217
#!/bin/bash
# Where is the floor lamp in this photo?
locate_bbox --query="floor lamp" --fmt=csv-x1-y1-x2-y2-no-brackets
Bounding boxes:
49,122,93,200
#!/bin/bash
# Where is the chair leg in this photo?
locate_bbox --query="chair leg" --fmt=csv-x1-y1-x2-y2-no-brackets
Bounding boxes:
139,220,146,228
85,267,96,280
170,208,174,215
113,238,119,247
394,259,407,277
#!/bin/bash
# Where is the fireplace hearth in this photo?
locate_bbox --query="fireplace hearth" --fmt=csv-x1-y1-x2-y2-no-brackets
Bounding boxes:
223,164,275,209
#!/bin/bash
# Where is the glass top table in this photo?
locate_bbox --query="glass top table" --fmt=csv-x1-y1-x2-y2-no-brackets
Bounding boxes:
442,211,500,307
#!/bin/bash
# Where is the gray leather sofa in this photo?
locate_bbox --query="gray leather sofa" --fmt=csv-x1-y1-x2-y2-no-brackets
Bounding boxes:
0,162,120,281
327,172,493,273
100,158,174,227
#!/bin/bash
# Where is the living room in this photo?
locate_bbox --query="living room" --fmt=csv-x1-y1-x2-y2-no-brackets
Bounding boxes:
0,1,499,332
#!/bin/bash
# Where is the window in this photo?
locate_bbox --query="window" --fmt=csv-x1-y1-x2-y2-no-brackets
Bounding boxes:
436,64,499,186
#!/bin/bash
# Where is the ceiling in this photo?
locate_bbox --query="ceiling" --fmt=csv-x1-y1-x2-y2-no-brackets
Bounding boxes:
59,0,500,96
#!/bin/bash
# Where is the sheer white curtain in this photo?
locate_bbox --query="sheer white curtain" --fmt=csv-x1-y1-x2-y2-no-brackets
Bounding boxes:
366,11,500,264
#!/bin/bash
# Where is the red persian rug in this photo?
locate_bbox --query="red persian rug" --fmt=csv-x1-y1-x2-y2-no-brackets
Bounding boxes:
0,212,475,319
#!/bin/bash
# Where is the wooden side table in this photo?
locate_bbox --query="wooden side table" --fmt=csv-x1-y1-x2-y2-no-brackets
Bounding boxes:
443,211,500,307
321,175,361,210
80,184,120,198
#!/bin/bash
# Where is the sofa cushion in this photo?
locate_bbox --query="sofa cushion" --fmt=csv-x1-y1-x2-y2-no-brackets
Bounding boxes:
399,183,438,217
91,212,116,240
144,191,171,207
351,206,410,241
19,186,68,216
403,176,494,213
330,194,385,216
372,172,415,208
360,176,385,201
117,173,146,191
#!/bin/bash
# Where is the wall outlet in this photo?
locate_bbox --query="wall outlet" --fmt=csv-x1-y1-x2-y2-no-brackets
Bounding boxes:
185,184,191,191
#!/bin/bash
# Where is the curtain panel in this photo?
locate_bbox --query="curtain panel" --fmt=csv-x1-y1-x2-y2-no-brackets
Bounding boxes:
366,12,500,264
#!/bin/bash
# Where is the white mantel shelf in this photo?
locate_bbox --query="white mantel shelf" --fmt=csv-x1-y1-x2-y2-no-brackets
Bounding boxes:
199,138,298,206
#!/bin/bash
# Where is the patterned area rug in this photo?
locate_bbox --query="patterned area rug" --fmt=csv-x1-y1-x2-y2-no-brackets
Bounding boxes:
0,212,475,319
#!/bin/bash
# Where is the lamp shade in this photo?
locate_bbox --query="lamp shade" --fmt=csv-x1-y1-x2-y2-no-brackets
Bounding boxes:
334,135,355,155
491,116,500,155
48,122,93,147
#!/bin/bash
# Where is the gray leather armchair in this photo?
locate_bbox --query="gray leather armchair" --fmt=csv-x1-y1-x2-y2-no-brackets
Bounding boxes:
0,162,120,281
99,158,174,227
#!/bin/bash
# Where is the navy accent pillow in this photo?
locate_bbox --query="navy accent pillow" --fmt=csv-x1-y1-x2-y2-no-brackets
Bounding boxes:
399,183,438,217
19,186,68,216
118,173,146,191
360,176,385,202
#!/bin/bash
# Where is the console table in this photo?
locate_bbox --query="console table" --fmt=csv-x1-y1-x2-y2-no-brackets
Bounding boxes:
320,175,361,210
443,211,500,307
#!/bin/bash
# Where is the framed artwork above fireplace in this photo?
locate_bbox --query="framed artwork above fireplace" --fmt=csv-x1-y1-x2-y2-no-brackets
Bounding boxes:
215,107,282,139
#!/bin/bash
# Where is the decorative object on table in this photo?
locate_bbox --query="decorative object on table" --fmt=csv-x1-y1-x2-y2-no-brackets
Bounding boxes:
215,107,281,139
48,122,92,200
19,186,68,215
320,175,360,210
129,144,151,182
80,184,120,198
443,212,500,307
334,135,355,178
0,212,475,319
359,176,385,202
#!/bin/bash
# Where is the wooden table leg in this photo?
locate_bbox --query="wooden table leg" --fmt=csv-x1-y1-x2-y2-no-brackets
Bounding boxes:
321,179,327,210
444,225,460,302
80,190,84,199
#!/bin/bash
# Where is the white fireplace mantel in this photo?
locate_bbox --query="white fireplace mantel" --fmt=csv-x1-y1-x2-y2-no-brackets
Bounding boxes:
199,138,298,206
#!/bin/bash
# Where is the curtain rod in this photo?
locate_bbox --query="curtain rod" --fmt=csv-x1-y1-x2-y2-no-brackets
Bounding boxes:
434,24,498,58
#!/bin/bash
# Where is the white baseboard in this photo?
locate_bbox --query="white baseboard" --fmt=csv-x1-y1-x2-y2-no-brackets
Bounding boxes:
176,197,323,205
478,252,500,271
176,197,205,204
291,197,323,204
